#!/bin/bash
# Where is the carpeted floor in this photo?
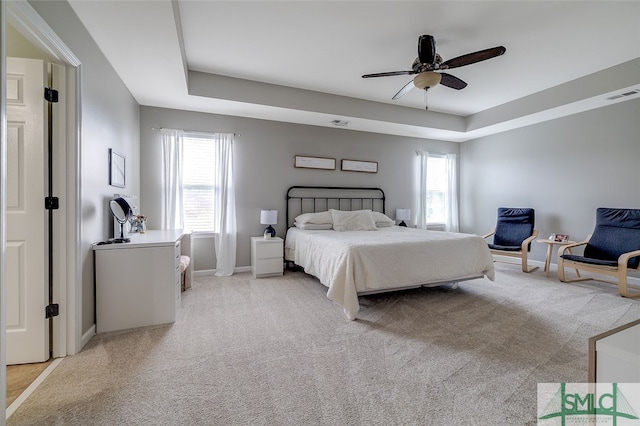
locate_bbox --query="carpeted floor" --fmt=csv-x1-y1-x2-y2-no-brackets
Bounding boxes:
7,263,640,425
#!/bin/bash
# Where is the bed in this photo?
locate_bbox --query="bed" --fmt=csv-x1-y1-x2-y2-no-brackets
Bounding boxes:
284,186,496,320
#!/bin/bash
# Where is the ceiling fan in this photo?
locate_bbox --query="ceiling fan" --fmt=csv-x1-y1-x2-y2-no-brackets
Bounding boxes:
362,35,506,106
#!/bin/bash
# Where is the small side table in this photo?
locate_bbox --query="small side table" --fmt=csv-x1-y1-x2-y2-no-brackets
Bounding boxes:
536,239,580,278
251,236,284,278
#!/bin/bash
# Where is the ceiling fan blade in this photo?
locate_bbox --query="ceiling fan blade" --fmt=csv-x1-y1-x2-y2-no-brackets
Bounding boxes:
439,73,468,90
418,35,436,65
441,46,506,69
362,70,415,78
392,79,415,100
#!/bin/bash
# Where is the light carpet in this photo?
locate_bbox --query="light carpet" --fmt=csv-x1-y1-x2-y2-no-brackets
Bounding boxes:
8,264,640,425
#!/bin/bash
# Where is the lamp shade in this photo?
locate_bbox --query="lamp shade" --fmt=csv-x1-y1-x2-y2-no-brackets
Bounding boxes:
260,210,277,225
396,209,411,221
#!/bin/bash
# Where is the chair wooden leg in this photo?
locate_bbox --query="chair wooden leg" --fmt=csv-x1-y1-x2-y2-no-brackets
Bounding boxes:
521,252,538,273
617,271,640,298
565,248,581,277
559,274,590,283
558,262,589,283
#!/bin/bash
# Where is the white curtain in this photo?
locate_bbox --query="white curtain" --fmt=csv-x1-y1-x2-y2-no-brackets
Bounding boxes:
212,133,237,276
416,150,429,229
444,154,459,232
161,128,184,229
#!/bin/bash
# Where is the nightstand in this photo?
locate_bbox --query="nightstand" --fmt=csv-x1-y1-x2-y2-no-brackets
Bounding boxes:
251,236,284,278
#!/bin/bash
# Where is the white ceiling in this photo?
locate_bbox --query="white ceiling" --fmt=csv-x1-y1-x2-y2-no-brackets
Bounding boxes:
68,0,640,142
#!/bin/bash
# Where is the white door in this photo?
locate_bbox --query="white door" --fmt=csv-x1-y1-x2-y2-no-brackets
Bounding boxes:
5,57,48,364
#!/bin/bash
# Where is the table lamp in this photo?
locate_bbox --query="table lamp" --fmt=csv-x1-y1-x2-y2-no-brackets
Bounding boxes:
396,208,410,227
261,209,277,239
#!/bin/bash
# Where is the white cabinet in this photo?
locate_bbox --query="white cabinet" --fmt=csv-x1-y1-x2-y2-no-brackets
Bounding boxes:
589,319,640,382
251,236,283,278
93,229,191,333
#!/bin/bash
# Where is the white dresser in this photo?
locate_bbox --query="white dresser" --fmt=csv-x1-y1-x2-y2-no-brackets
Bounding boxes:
93,229,192,333
589,319,640,383
251,236,284,278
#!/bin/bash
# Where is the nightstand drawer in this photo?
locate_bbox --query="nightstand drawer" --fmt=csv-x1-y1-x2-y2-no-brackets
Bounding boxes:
254,258,283,276
256,241,282,259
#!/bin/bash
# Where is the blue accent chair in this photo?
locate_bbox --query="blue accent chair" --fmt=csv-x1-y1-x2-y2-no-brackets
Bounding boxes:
558,208,640,298
483,207,539,272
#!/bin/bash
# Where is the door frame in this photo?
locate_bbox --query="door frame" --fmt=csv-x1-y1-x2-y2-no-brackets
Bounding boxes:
1,0,8,420
1,0,82,405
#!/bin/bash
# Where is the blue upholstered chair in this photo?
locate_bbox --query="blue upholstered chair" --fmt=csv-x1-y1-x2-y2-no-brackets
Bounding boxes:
483,207,539,273
558,208,640,298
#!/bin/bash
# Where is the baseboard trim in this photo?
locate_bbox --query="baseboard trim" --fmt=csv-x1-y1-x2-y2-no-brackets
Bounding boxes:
6,358,64,420
193,269,216,278
193,266,251,278
81,324,95,349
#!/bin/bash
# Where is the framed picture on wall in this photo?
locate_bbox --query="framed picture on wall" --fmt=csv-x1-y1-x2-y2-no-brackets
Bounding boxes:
294,155,336,170
109,149,126,188
341,159,378,173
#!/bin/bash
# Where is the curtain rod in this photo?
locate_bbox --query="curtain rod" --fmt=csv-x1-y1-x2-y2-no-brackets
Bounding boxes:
152,127,240,136
416,150,450,157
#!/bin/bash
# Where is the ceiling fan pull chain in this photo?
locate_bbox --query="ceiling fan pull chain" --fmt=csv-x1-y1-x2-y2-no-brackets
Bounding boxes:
424,88,429,110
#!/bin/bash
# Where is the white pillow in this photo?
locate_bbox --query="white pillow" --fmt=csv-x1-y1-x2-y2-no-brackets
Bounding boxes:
330,209,377,232
294,211,333,225
370,211,395,226
294,222,332,230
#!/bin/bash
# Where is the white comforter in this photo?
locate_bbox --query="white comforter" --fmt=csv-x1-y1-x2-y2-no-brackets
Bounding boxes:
285,226,495,320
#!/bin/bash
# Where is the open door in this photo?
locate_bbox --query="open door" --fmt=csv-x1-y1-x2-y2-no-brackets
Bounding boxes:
5,57,48,364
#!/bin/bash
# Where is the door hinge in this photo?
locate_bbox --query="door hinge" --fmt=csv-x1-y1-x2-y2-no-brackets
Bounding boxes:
45,196,59,210
44,88,59,103
45,303,59,319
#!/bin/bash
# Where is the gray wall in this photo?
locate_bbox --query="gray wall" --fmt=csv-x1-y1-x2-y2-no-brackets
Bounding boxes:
460,98,640,266
30,0,140,336
20,0,640,337
140,106,459,269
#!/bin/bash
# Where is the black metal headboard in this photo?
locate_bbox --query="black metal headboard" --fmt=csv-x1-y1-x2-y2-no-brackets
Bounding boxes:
286,186,386,226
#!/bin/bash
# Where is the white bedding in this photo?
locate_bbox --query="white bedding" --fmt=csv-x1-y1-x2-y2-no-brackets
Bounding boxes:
285,226,495,320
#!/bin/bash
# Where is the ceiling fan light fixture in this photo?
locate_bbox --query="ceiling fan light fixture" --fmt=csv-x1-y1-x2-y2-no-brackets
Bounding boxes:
414,72,441,90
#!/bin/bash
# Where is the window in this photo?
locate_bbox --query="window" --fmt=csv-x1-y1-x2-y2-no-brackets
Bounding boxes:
417,151,458,232
182,134,217,232
426,155,446,224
